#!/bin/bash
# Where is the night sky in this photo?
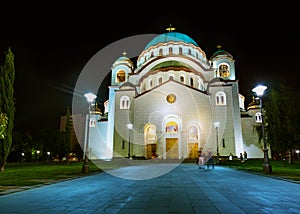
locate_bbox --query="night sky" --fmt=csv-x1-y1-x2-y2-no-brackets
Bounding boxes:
1,3,299,134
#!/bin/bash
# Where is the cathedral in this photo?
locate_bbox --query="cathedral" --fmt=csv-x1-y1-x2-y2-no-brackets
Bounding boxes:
84,29,268,161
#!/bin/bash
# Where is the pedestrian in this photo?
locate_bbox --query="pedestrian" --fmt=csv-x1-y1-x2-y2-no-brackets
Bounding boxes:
240,152,244,163
206,151,214,169
198,150,205,169
243,151,247,161
229,152,233,161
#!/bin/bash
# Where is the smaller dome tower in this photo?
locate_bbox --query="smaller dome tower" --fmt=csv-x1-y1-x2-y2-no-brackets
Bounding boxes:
210,45,236,80
111,52,134,86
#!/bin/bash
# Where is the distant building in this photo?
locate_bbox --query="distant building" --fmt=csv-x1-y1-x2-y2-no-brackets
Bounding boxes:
73,30,270,160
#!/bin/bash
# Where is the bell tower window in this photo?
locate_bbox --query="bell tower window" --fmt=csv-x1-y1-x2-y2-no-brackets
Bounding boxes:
218,64,230,77
116,70,126,83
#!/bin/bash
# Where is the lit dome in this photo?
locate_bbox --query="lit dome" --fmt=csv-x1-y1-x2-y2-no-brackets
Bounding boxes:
144,32,199,50
112,52,134,69
210,47,233,60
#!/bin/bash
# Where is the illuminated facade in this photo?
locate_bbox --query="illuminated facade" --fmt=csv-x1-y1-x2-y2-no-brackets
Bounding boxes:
86,31,266,160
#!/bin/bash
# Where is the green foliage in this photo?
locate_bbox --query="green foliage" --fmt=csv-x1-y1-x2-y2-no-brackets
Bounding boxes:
8,131,36,162
0,47,15,169
0,113,8,139
64,106,72,153
36,128,67,159
264,84,300,157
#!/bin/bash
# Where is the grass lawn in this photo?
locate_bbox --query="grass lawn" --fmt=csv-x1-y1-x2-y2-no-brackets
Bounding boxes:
220,159,300,182
0,161,102,192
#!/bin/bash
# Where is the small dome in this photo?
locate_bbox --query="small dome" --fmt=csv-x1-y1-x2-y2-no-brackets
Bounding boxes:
210,45,233,60
112,52,134,69
144,32,198,50
91,103,102,115
247,96,260,110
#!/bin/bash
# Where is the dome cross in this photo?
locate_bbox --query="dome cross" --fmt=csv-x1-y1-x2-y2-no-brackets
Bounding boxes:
166,24,176,32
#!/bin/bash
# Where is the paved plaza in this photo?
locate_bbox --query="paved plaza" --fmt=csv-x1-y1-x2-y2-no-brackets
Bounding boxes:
0,163,300,213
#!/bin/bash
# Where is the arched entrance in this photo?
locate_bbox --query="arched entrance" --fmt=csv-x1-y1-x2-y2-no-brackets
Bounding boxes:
144,124,157,159
162,116,182,159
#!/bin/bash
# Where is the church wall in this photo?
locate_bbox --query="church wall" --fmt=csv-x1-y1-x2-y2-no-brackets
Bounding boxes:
231,83,245,156
89,119,110,160
106,87,118,160
113,89,136,158
133,81,215,159
208,85,237,157
241,116,264,158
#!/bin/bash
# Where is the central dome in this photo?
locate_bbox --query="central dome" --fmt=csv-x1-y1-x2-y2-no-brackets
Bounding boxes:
144,32,198,50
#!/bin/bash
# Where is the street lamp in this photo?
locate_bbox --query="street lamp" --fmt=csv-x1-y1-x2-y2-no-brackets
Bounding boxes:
82,92,97,173
47,151,50,162
296,150,300,160
252,84,272,174
36,150,40,162
127,123,133,159
213,121,220,164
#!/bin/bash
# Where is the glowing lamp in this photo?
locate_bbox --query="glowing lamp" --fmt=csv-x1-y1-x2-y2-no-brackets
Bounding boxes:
252,85,267,97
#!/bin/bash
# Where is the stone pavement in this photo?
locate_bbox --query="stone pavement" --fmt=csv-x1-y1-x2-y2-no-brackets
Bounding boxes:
0,163,300,213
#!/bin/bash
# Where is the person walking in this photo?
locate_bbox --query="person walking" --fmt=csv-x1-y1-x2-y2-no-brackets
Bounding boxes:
206,151,215,169
198,150,206,169
243,151,248,161
240,152,244,163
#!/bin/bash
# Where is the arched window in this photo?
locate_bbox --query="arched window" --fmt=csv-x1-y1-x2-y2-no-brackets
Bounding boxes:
218,64,230,77
188,126,198,140
166,121,178,133
89,118,96,127
180,76,184,83
158,77,163,84
179,47,183,55
190,77,194,87
188,49,192,55
169,47,173,55
149,79,153,88
146,125,156,141
116,70,126,83
159,49,163,56
120,96,130,109
215,91,226,105
255,112,262,123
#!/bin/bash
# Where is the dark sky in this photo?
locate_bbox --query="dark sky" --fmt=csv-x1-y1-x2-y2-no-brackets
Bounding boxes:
1,3,299,134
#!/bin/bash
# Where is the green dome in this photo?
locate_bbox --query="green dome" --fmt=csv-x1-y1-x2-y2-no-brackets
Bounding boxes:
145,32,198,50
210,49,233,60
151,60,192,70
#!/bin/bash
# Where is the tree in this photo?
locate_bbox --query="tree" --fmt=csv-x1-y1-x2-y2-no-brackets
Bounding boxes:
64,106,72,154
264,84,300,163
0,47,15,172
0,113,8,139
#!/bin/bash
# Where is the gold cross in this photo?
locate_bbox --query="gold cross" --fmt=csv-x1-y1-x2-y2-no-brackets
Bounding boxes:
166,24,176,32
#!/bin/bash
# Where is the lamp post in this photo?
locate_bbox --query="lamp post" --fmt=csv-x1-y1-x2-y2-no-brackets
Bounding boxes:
47,151,50,162
213,122,220,164
82,92,97,173
127,123,133,159
36,150,40,163
252,85,272,174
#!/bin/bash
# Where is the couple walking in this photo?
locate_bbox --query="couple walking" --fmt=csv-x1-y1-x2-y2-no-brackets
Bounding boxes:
198,150,215,169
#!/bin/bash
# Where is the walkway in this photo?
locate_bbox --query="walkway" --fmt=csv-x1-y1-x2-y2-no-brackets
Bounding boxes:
0,163,300,213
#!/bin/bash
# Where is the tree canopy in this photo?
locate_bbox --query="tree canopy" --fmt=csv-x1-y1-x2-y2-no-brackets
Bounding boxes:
0,47,16,172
